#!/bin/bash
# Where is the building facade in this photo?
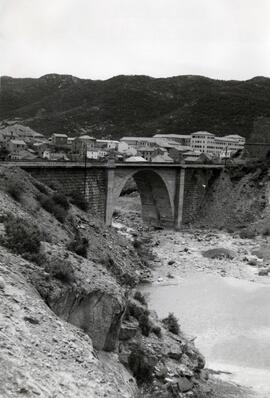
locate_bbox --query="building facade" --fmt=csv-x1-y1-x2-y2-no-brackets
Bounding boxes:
190,131,245,157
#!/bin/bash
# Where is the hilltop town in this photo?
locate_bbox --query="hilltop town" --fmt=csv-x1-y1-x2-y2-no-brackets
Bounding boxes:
0,120,245,164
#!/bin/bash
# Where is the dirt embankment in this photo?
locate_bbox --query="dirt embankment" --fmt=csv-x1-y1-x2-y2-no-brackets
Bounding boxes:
0,166,209,398
197,165,270,234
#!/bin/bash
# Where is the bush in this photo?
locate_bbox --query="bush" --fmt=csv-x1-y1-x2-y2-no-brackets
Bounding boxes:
128,349,154,385
3,215,41,256
69,190,88,211
23,252,46,267
46,257,75,284
67,232,89,258
52,193,70,210
239,229,256,239
38,194,68,223
152,325,162,338
138,313,151,337
162,313,180,335
32,179,49,195
262,226,270,236
6,182,22,202
113,209,120,217
134,291,147,306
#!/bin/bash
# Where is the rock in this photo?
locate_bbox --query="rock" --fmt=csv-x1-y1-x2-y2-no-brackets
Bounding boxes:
202,247,236,260
119,321,138,341
177,376,193,392
177,364,193,377
168,260,175,265
154,363,168,379
0,276,5,290
24,316,40,325
49,289,125,351
258,269,269,276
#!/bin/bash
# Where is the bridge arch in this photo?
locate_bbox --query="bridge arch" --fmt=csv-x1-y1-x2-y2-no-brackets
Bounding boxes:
113,169,174,227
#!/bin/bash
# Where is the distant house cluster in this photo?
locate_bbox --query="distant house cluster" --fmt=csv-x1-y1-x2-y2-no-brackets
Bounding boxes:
0,120,245,163
120,131,245,163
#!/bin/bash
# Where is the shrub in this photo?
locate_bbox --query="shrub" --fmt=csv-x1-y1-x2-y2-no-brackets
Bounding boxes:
69,190,89,211
3,215,41,255
152,325,162,338
128,349,154,385
67,232,89,258
112,209,120,217
46,257,75,284
239,229,256,239
134,291,147,306
128,300,149,321
52,193,70,210
6,182,22,202
32,179,49,195
23,252,46,267
262,226,270,236
133,239,142,249
138,313,151,337
162,313,180,335
38,194,67,223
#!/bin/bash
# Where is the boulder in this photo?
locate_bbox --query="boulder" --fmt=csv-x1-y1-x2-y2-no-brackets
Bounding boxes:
52,290,125,351
177,376,193,392
258,269,269,276
119,320,138,341
202,247,236,260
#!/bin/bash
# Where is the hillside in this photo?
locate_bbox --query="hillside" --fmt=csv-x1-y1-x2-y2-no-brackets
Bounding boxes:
1,74,270,141
0,165,210,398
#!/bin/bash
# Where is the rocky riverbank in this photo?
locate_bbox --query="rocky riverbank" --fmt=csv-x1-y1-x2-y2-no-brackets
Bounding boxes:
0,166,210,398
114,194,270,398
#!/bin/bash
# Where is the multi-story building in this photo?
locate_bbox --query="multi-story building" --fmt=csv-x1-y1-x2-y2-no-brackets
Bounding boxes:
190,131,245,157
153,134,191,146
120,137,157,149
51,133,68,147
96,139,119,150
8,139,27,153
72,135,96,155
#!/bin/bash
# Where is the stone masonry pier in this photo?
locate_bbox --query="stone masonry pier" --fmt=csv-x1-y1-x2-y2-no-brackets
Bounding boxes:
4,161,224,229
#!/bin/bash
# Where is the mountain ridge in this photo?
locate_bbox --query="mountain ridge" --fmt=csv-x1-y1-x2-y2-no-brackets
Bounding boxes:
1,73,270,141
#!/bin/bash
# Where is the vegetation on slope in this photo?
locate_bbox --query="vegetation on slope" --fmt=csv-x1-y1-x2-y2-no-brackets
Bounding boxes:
1,74,270,140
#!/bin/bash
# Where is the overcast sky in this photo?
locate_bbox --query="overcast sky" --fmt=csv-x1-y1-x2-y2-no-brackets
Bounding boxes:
1,0,270,80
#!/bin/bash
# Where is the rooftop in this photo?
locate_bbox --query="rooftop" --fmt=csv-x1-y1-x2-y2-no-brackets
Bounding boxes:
121,137,154,142
10,139,27,145
125,156,147,162
78,135,96,140
53,133,68,138
154,134,191,139
191,131,214,137
224,134,245,140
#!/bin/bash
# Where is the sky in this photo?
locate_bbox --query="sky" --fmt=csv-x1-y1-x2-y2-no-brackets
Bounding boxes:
1,0,270,80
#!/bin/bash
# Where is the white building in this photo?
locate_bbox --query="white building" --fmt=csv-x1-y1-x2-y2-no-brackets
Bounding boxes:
120,137,157,148
190,131,245,157
96,139,119,150
153,134,191,146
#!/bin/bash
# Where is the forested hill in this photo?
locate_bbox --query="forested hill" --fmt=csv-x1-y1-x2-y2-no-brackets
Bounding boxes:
1,73,270,141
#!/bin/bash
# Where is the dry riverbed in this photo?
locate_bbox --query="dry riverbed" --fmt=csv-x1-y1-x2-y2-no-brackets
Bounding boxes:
114,196,270,398
148,228,270,285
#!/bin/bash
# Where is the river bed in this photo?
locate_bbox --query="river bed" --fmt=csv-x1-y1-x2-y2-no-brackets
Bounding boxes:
139,229,270,397
113,198,270,397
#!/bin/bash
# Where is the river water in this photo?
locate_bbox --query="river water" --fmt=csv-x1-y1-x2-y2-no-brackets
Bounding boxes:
141,272,270,397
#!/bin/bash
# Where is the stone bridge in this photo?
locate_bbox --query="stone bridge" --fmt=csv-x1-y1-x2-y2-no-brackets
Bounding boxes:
5,161,224,229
